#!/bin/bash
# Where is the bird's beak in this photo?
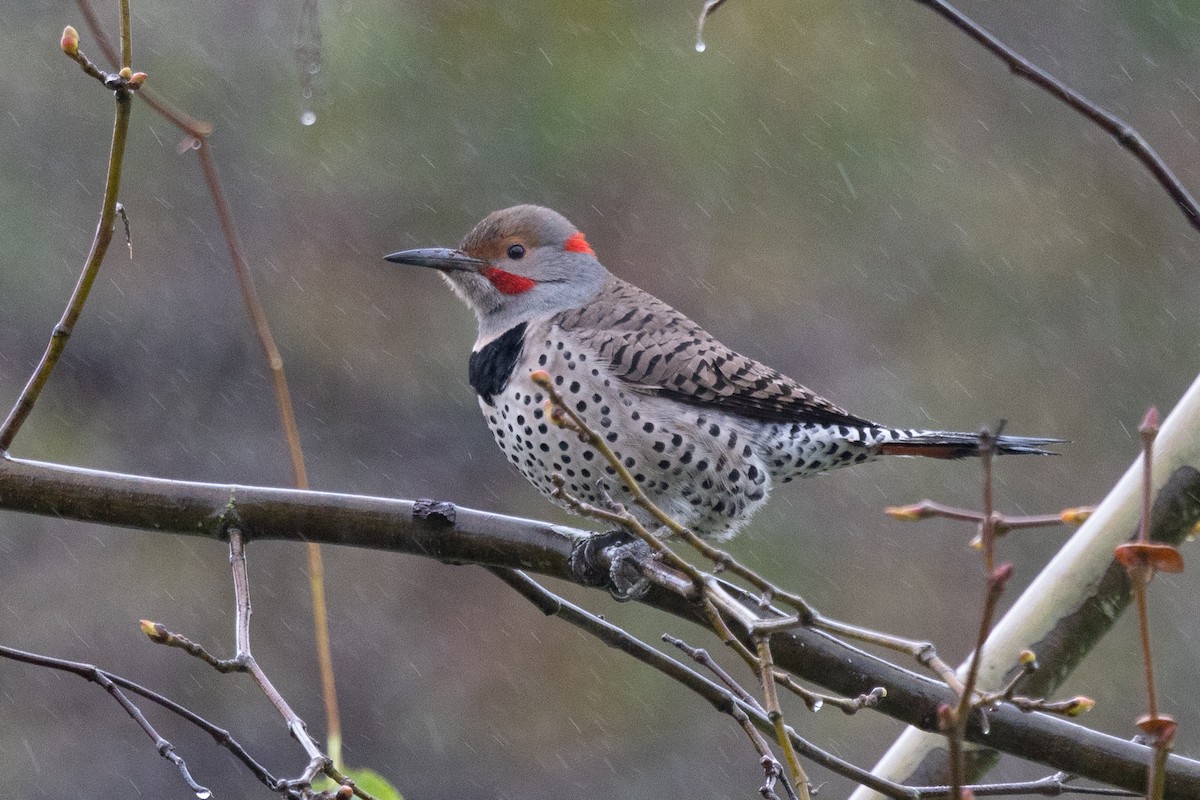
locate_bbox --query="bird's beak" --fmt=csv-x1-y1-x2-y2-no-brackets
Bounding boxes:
383,247,486,273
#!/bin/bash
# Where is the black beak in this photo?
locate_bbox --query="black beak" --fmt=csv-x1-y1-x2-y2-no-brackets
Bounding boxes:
383,247,486,272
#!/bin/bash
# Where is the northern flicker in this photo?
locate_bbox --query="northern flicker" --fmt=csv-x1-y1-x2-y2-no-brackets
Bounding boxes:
386,205,1058,541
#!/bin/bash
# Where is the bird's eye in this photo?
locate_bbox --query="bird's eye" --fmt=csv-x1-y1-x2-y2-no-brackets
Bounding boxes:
507,244,526,260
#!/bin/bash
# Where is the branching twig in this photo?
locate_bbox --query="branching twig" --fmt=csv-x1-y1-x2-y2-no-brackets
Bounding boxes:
491,568,900,799
886,500,1073,541
76,0,344,767
491,568,1147,799
537,373,1084,798
912,0,1200,232
1114,409,1181,800
695,0,1200,232
755,634,811,799
4,453,1200,795
141,529,377,798
0,643,290,797
0,16,142,453
537,370,975,686
772,671,886,715
227,530,328,764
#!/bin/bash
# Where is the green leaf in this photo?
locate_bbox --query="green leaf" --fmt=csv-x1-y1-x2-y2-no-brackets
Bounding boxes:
334,768,404,800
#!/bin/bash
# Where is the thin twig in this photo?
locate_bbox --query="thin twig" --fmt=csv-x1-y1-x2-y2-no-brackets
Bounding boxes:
912,0,1200,231
0,18,138,452
146,529,349,795
695,0,1200,231
117,0,130,70
703,597,762,668
755,635,811,800
1121,408,1176,800
490,568,903,799
948,428,1008,798
0,643,292,797
1135,410,1159,720
664,634,765,713
140,620,248,673
538,370,971,685
918,773,1139,798
886,499,1067,534
76,0,344,765
227,530,326,762
6,453,1200,794
772,671,886,715
157,528,377,797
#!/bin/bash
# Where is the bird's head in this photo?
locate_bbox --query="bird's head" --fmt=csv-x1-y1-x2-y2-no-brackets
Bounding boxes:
386,205,609,336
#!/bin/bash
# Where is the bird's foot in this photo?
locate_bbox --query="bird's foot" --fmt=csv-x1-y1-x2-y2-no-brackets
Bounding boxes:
569,529,629,586
608,539,653,601
569,529,653,601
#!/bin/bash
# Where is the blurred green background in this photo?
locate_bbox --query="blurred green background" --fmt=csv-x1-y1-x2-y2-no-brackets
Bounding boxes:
2,1,1199,797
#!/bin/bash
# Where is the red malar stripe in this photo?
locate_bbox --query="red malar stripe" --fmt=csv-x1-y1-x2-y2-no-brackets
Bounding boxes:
481,266,536,295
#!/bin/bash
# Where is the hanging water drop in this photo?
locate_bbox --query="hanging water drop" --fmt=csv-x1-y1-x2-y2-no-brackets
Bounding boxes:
695,0,723,54
300,111,317,126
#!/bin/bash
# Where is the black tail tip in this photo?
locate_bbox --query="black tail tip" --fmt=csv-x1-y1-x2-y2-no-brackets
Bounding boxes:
881,431,1066,459
994,434,1067,456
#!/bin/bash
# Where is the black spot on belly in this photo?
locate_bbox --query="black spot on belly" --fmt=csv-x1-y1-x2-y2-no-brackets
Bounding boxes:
469,323,527,405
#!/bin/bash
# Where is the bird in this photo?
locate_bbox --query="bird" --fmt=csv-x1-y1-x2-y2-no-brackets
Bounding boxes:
386,205,1058,542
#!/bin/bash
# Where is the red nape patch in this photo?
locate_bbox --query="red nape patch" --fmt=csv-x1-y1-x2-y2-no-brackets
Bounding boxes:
564,231,595,255
482,266,537,295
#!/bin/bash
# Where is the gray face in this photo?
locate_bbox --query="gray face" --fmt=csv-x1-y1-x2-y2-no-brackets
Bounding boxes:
386,205,612,339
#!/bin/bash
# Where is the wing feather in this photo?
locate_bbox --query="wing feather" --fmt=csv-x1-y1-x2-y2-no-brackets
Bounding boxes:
554,277,877,428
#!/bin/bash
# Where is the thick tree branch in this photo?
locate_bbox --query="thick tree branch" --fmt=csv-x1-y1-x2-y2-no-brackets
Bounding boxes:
3,453,1200,795
0,454,579,573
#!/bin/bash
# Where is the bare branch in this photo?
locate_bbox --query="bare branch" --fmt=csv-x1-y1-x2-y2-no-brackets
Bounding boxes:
0,643,286,797
0,14,141,452
4,453,1200,795
911,0,1200,232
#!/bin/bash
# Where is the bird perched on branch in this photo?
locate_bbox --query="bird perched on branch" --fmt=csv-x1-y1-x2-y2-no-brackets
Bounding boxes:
387,205,1058,542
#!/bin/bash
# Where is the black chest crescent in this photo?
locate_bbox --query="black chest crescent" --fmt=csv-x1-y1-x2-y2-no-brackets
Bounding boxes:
469,322,527,405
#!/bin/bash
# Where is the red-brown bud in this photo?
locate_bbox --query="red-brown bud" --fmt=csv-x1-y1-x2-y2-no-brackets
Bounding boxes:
1115,542,1184,575
61,25,79,56
1139,406,1160,437
1136,713,1178,744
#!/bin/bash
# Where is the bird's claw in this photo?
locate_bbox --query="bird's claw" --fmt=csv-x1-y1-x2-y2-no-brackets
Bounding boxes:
569,529,652,600
607,539,653,601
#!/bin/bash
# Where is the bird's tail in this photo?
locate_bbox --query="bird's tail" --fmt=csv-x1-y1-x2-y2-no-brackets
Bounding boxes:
878,430,1063,459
